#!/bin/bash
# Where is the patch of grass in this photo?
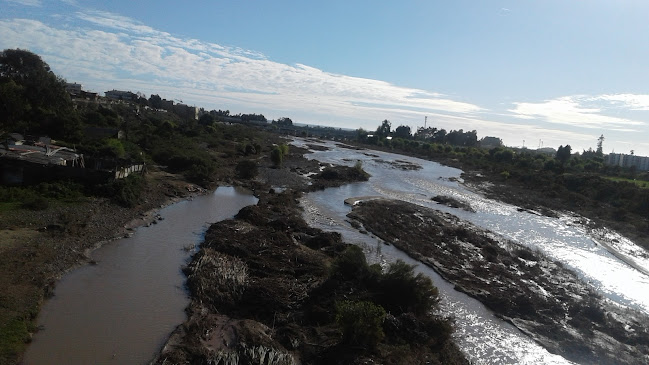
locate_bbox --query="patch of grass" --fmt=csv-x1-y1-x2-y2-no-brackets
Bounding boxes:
0,202,21,213
604,176,649,189
0,316,32,364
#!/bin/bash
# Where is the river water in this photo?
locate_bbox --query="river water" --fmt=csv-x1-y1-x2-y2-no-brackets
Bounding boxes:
22,187,258,365
295,138,649,364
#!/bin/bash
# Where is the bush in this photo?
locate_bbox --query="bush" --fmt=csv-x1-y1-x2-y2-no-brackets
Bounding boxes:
331,245,368,279
21,195,49,210
271,146,283,167
336,300,386,348
279,143,289,156
377,260,439,315
93,175,145,207
235,160,258,179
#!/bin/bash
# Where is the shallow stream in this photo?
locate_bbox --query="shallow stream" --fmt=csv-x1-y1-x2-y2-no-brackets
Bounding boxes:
23,186,258,365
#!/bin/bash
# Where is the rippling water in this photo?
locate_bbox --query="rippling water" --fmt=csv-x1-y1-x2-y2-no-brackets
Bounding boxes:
296,138,649,364
23,187,258,365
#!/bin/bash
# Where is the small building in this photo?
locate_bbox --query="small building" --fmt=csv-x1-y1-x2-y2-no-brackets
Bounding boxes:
65,82,82,96
105,90,136,101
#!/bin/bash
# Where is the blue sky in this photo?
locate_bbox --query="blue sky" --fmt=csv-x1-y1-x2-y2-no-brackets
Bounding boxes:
2,0,649,155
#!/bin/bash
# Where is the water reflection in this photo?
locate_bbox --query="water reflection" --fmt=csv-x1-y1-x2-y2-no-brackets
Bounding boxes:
295,139,649,312
296,138,649,363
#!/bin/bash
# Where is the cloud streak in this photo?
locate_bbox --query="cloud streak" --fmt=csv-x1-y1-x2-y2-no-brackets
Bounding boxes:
1,7,648,154
0,13,484,121
6,0,41,6
509,96,645,129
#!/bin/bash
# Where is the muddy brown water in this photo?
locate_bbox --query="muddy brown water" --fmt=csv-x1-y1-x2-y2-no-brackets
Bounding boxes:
22,186,257,365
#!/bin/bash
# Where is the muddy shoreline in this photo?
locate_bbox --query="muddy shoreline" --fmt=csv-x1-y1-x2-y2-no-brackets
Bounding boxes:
347,198,649,365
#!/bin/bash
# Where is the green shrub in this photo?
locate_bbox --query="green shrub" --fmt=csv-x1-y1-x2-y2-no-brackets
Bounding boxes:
271,146,283,167
336,300,386,348
235,160,258,179
93,175,144,207
279,143,289,156
331,245,368,279
21,195,49,210
378,260,439,315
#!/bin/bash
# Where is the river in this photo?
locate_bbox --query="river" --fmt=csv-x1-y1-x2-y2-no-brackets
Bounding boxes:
295,138,649,364
22,186,258,365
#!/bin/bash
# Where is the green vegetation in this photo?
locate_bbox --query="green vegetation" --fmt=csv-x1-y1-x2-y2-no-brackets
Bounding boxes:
604,176,649,189
235,160,258,179
336,300,386,348
270,144,289,167
0,317,33,363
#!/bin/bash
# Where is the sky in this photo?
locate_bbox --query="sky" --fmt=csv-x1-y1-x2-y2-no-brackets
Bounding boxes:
1,0,649,155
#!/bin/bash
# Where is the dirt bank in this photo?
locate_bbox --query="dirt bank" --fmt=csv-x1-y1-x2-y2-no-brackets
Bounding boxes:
347,198,649,365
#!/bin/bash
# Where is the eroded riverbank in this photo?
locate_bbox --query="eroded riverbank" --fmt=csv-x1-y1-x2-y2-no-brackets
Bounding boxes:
347,198,649,364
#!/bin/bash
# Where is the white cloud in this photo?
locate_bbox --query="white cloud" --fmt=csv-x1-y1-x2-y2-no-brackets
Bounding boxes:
6,0,41,6
509,96,645,129
2,9,649,155
74,10,160,35
0,14,485,122
597,94,649,111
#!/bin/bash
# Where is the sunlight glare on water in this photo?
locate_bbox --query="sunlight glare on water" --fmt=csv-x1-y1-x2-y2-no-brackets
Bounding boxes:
295,138,649,363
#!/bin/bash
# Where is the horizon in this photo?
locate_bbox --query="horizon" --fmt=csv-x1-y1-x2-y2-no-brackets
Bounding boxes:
2,0,649,155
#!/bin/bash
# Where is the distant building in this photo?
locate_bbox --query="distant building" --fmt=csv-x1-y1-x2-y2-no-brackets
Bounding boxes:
606,153,649,171
65,82,82,96
173,103,198,120
105,90,136,101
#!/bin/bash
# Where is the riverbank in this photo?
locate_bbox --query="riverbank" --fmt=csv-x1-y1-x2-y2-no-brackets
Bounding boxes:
347,198,649,365
0,167,208,363
153,148,469,364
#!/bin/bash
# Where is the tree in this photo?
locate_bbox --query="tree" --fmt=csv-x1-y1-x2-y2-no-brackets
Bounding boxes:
432,128,447,144
596,134,604,156
556,145,572,164
414,126,438,141
198,113,215,126
376,119,391,138
274,117,293,126
393,125,412,139
0,48,77,139
148,94,162,109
